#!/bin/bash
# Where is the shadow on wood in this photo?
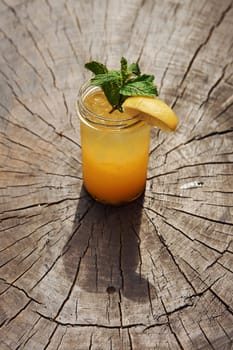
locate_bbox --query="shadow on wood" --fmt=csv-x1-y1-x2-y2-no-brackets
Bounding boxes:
62,185,153,302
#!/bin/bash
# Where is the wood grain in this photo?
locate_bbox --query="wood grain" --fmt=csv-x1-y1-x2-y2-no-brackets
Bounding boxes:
0,0,233,349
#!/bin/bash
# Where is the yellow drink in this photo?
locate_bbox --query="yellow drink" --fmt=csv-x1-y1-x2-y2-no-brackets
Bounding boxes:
77,83,151,205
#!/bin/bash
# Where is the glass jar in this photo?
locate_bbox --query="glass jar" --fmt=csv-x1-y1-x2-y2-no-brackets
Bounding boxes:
77,82,151,205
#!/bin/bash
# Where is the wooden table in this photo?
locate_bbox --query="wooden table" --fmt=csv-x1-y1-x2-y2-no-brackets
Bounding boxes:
0,0,233,349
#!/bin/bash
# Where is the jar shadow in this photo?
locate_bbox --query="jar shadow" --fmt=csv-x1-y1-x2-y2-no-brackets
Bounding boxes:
62,185,153,302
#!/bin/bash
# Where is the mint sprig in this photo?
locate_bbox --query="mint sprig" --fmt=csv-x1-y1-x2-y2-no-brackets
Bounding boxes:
84,57,158,112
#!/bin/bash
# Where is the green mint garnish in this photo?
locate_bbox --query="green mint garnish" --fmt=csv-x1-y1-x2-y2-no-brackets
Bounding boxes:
84,57,158,112
84,61,108,75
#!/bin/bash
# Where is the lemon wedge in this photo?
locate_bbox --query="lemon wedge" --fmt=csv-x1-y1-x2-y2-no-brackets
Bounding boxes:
122,96,179,131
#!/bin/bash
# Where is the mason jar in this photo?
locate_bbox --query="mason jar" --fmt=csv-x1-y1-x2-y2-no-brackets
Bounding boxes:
77,82,151,205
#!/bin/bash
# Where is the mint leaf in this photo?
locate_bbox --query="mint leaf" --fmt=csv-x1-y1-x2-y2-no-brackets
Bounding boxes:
85,61,108,75
90,71,122,109
128,62,141,76
120,57,128,83
90,71,122,86
120,74,158,97
84,57,158,112
120,80,158,97
132,74,155,83
102,82,121,107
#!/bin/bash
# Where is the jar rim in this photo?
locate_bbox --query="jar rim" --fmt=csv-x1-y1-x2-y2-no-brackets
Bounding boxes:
77,80,140,124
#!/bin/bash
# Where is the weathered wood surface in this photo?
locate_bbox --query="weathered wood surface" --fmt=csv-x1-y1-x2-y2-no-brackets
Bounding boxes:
0,0,233,349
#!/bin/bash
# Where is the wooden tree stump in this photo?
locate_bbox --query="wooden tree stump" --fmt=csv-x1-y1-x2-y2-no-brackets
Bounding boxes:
0,0,233,349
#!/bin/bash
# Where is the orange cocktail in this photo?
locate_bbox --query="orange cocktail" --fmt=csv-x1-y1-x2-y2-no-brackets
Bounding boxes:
77,83,151,205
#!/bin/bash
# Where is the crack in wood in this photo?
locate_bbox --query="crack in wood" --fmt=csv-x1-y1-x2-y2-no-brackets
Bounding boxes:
158,300,194,322
43,324,59,350
150,220,197,295
202,202,233,210
163,219,196,243
3,3,58,92
15,315,41,349
210,288,233,316
43,0,52,19
6,252,41,284
148,161,233,181
204,190,233,195
0,135,82,173
131,1,155,64
0,110,57,151
131,225,143,277
174,207,233,227
215,96,233,121
11,91,81,151
0,64,24,94
147,278,156,320
172,1,233,109
0,194,87,218
0,217,59,253
64,0,82,35
16,329,39,350
194,237,228,256
62,92,69,117
127,328,133,350
54,233,91,320
54,327,67,350
3,300,31,327
143,206,167,220
29,249,68,292
215,316,233,344
118,222,124,327
149,191,191,200
199,62,232,109
34,311,151,330
61,201,94,251
218,260,233,275
0,29,49,95
142,320,170,333
63,27,80,65
160,297,185,350
189,129,233,144
198,322,216,350
156,128,233,168
88,332,94,350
